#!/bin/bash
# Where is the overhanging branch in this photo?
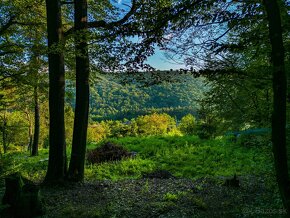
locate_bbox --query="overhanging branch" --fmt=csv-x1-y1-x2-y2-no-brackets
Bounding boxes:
64,0,137,37
88,0,137,28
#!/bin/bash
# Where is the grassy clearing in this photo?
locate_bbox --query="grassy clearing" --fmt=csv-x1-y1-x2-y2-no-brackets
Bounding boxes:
85,135,274,181
0,135,274,182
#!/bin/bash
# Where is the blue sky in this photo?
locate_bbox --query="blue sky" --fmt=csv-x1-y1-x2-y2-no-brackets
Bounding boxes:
146,47,185,70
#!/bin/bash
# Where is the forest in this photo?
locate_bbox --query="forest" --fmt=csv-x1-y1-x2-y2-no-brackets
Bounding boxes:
0,0,290,217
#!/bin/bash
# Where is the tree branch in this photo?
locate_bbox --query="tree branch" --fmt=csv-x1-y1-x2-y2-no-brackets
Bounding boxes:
64,0,137,37
0,15,16,35
88,0,137,28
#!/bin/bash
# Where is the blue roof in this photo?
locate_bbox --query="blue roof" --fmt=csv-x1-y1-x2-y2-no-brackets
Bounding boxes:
226,128,271,136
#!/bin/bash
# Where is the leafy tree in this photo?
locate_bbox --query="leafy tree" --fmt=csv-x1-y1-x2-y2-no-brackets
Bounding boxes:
136,113,176,136
87,121,109,143
0,0,49,157
179,114,195,135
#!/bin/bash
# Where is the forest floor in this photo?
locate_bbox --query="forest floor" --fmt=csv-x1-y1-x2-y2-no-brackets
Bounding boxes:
38,175,285,218
0,136,285,217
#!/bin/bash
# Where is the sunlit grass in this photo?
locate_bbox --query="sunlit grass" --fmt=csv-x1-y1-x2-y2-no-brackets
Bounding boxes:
0,135,274,182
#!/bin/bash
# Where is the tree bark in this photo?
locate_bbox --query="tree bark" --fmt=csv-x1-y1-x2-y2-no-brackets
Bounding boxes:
31,86,39,156
263,0,290,213
44,0,67,183
67,0,90,182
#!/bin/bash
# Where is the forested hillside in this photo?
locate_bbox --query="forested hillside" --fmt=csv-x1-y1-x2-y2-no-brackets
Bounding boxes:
67,72,207,121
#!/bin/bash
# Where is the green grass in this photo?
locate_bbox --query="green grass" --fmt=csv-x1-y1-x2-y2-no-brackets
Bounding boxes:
0,149,49,181
85,135,274,181
0,135,274,182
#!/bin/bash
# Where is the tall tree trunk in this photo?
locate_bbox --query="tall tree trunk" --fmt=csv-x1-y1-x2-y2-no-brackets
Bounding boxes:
263,0,290,213
25,110,33,153
44,0,67,183
31,86,39,156
67,0,89,182
28,122,33,154
2,113,8,154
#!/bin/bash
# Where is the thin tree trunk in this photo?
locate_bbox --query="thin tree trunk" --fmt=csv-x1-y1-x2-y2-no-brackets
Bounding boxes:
32,86,39,156
2,122,7,154
2,113,8,154
263,0,290,213
26,112,33,153
44,0,67,183
67,0,89,182
28,130,33,154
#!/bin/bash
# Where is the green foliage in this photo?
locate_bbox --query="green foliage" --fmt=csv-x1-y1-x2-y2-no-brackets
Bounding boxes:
0,149,48,181
179,114,195,135
87,122,109,143
142,179,150,194
237,134,271,147
85,158,156,181
136,113,176,136
64,105,75,145
86,74,206,121
85,135,274,181
0,111,30,152
107,119,138,138
86,113,180,144
163,192,178,201
195,122,216,140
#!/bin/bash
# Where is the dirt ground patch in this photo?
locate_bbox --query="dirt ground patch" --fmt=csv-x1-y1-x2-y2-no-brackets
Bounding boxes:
36,175,285,218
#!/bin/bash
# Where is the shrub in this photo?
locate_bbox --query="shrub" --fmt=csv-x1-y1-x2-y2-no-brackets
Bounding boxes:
107,120,138,138
195,123,216,139
86,142,131,164
87,122,109,143
237,134,271,147
136,113,176,136
179,114,195,135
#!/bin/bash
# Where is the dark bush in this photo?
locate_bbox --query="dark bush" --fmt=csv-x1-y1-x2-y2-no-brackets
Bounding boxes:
87,142,131,164
195,123,216,139
237,134,271,147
